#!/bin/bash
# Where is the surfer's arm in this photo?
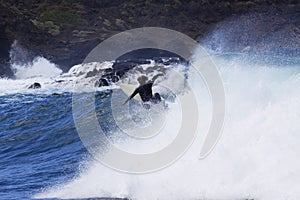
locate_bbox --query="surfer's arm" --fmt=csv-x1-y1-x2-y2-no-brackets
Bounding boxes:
150,73,164,83
123,89,139,105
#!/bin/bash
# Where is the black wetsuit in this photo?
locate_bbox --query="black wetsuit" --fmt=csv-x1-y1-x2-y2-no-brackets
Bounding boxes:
129,83,161,103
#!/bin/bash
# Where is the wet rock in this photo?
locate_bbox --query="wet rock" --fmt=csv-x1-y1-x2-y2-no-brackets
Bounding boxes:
111,75,119,83
55,80,64,83
96,78,109,87
52,93,61,97
116,71,125,77
28,82,41,89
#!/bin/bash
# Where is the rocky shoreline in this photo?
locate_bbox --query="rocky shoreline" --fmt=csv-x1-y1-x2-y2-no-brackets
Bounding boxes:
1,1,299,78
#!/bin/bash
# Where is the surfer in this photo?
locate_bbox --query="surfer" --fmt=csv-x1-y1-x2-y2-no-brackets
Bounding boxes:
123,73,164,105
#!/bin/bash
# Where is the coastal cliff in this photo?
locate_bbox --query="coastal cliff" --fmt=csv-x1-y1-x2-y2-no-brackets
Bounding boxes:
0,0,299,77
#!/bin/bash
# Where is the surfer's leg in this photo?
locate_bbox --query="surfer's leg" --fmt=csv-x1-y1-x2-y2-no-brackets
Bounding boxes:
151,93,161,104
154,93,161,101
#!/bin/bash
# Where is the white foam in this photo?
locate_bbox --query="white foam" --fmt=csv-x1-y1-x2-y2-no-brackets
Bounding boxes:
33,46,300,200
0,59,117,96
1,51,183,96
67,61,113,77
12,57,62,79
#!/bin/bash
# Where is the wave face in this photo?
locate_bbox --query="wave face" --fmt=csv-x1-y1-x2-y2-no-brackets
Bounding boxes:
1,47,299,200
28,52,299,200
0,92,85,200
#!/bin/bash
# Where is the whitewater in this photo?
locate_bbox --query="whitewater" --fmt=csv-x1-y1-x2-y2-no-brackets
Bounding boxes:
29,53,299,200
0,46,299,200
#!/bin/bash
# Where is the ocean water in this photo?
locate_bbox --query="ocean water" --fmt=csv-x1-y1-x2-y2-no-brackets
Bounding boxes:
1,46,299,200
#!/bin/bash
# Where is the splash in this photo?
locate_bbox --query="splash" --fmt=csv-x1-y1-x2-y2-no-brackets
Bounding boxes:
33,45,300,200
8,40,62,79
33,11,300,198
12,56,62,79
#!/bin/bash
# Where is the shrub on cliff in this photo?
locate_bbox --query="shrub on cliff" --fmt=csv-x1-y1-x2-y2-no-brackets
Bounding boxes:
40,7,87,26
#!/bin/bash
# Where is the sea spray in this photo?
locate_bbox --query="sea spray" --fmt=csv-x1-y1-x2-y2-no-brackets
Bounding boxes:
34,47,300,200
11,56,62,79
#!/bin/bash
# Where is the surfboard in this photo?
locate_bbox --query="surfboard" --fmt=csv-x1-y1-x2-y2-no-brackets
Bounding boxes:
118,83,142,102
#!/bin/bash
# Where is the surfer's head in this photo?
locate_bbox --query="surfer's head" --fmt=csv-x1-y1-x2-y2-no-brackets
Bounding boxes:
137,75,148,85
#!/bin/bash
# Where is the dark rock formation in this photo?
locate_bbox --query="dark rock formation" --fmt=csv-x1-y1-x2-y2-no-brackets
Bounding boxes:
28,82,41,89
0,25,13,77
96,78,109,87
0,1,299,78
52,93,61,97
111,75,119,83
93,49,185,87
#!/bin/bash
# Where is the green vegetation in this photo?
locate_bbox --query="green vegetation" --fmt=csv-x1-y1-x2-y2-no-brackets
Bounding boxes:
31,19,60,36
40,8,87,26
115,19,126,29
173,0,182,6
47,26,60,36
72,30,94,37
103,19,111,27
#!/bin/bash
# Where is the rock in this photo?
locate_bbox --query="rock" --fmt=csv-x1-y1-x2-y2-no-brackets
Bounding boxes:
94,50,185,88
116,71,125,77
55,80,64,83
0,25,14,78
96,78,109,87
111,75,119,83
28,82,41,89
52,93,61,97
0,1,299,78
